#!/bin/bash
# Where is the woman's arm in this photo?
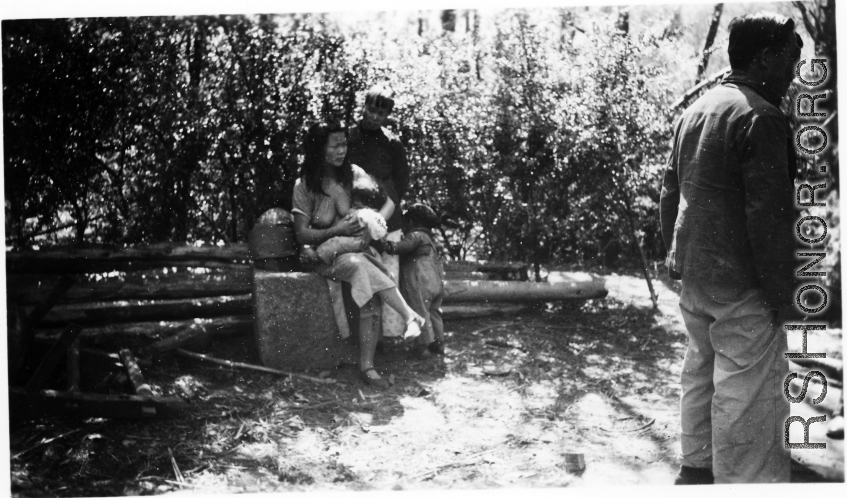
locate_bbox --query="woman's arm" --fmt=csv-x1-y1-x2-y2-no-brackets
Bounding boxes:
293,213,362,246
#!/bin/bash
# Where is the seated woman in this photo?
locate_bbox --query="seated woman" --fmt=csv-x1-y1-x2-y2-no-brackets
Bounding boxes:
291,120,425,388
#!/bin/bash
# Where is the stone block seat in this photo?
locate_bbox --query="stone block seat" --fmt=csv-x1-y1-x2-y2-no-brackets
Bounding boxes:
252,270,358,370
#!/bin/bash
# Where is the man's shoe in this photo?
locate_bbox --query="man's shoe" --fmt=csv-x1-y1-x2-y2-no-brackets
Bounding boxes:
674,466,714,485
826,415,844,440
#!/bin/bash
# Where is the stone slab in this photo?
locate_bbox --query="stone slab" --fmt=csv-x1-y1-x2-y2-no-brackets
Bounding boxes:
252,270,357,370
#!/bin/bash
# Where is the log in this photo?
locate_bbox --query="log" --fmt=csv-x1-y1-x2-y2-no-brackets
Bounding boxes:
139,322,225,357
7,269,252,305
31,295,253,326
444,275,607,302
25,275,77,325
119,349,153,397
444,261,529,280
35,316,253,341
443,271,491,281
444,260,528,272
31,277,603,328
6,243,252,274
9,387,186,420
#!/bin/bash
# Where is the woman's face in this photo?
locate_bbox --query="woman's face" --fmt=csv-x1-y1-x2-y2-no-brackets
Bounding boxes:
324,131,347,168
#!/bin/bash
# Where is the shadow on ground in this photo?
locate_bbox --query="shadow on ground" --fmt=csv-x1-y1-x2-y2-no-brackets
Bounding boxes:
8,272,842,495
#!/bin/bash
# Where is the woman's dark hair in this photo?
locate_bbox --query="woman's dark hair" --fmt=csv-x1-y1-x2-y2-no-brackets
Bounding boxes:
728,13,802,70
301,120,353,194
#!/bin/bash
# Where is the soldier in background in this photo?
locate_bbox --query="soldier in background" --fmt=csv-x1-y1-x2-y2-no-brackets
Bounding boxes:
347,85,411,343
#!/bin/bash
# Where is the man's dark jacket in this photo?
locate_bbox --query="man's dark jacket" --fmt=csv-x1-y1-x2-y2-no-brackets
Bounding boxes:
347,124,410,233
660,70,797,310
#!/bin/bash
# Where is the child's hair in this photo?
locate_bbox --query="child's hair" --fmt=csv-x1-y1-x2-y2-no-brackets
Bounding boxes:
404,203,440,229
351,173,385,210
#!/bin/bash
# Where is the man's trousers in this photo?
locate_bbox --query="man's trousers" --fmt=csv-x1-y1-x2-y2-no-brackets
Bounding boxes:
679,277,790,483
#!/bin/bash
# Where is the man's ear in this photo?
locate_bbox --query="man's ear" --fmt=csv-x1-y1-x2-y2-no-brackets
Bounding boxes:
758,47,775,69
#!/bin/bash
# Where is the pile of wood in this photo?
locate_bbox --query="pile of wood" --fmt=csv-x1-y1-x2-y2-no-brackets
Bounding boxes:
6,243,607,419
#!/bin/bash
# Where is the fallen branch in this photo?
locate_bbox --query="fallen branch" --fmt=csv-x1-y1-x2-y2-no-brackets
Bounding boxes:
174,349,335,384
410,446,503,480
168,447,184,483
11,428,81,459
598,418,655,433
469,323,512,335
484,339,526,353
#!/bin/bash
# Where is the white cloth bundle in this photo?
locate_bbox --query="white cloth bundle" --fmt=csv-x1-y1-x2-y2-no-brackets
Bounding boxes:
355,208,387,240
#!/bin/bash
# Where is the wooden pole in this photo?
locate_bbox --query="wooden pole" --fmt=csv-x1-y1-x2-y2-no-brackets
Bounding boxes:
620,194,659,310
175,349,335,384
66,339,80,392
119,349,154,397
25,324,84,392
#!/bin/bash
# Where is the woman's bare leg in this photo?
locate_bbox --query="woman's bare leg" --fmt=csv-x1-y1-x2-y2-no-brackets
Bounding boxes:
377,287,419,323
377,287,425,339
359,315,379,372
358,300,381,379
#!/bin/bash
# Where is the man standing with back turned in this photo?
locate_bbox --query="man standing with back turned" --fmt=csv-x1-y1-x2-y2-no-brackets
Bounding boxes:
660,14,802,484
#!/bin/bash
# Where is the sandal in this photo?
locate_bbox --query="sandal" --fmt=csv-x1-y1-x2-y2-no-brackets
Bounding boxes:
403,315,425,340
359,367,389,389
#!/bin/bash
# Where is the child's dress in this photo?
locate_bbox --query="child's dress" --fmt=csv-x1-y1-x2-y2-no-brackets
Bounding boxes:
388,228,445,345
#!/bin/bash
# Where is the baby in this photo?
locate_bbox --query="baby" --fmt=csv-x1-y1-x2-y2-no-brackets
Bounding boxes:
314,172,388,266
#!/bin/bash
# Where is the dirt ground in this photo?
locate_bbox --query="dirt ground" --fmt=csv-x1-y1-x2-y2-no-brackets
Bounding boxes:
6,272,844,495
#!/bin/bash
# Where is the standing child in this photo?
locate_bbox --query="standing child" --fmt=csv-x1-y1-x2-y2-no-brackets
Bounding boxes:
385,203,445,357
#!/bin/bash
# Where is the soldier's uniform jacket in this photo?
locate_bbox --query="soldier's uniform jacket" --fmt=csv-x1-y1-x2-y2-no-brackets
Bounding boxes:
659,70,798,310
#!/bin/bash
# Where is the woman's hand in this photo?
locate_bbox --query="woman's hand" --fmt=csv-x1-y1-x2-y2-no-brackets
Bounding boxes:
331,214,364,237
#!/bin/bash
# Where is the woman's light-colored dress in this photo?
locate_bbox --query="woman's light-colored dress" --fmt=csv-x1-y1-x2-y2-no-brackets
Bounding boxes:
291,166,396,311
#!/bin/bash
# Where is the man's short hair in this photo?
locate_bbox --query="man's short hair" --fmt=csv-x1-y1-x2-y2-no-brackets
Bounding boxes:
364,84,395,112
727,13,802,70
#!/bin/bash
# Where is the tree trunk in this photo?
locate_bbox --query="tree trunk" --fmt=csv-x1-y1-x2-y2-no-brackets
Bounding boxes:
695,4,724,84
441,10,456,32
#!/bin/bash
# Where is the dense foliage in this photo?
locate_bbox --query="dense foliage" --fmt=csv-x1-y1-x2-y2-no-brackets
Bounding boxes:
2,5,837,274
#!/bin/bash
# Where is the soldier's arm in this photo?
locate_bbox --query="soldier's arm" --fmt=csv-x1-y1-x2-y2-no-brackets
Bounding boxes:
659,119,683,252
